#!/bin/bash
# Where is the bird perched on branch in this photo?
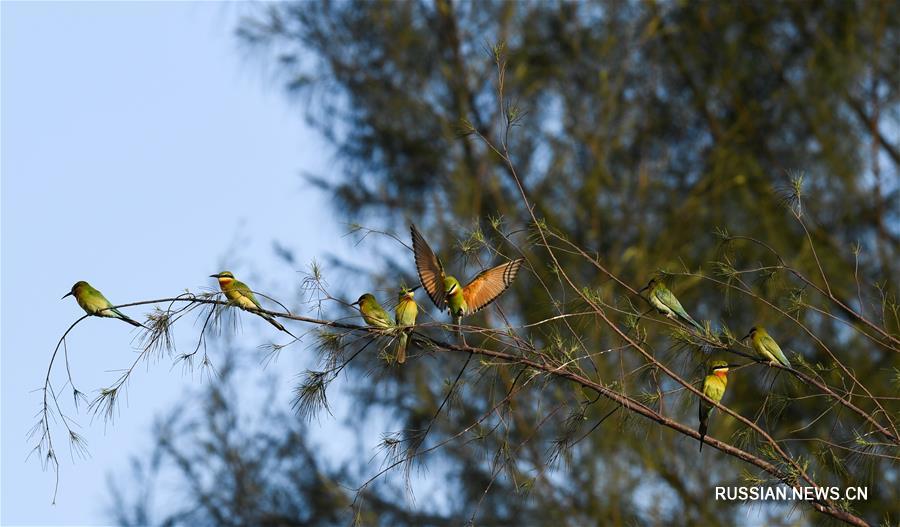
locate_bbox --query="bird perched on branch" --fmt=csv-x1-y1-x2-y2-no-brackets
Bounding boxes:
62,281,145,328
394,286,418,364
698,360,730,452
210,271,293,337
639,278,703,331
410,224,524,328
352,293,393,329
744,326,791,367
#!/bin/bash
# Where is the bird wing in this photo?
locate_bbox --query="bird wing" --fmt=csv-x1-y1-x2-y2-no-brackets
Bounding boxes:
656,286,686,315
81,285,113,312
461,259,524,315
234,280,263,309
366,304,393,327
411,224,447,309
760,333,790,366
699,377,715,422
375,307,394,326
94,289,115,309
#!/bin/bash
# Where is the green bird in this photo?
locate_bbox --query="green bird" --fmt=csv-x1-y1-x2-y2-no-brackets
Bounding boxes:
352,293,393,329
210,271,292,336
394,286,419,364
639,278,703,331
743,326,790,368
698,360,730,452
411,224,524,326
62,281,144,328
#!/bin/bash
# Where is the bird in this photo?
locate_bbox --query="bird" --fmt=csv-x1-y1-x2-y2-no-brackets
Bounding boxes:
410,224,524,327
743,326,791,368
352,293,393,329
62,281,145,328
698,360,730,452
394,286,419,364
210,271,293,336
639,278,703,331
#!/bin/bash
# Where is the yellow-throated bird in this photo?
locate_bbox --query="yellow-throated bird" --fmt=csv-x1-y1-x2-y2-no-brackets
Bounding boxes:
210,271,293,336
352,293,393,329
639,278,703,331
698,360,730,452
394,286,418,364
411,224,523,326
62,281,145,328
744,326,790,367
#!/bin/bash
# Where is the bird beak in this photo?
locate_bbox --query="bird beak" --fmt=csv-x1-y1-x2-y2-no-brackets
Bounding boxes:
410,285,421,292
740,331,752,341
350,300,360,306
637,285,649,293
209,274,220,278
61,292,73,300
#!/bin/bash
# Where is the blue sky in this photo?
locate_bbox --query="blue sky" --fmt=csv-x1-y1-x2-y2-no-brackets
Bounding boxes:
1,2,355,524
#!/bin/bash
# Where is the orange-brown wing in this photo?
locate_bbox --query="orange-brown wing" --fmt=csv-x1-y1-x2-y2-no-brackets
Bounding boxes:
461,258,524,315
411,224,446,309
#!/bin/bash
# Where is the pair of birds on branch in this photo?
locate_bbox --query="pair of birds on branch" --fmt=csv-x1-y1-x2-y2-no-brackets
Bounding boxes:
62,226,790,451
639,278,793,450
641,277,790,366
62,273,295,336
351,224,525,363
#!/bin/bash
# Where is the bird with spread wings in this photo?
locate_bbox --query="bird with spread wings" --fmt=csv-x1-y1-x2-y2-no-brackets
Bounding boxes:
410,224,524,327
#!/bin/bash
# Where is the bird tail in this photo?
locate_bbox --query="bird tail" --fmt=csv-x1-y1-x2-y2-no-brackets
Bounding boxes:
685,314,704,332
123,316,147,329
454,316,465,344
261,313,297,339
396,332,408,364
698,405,710,452
698,425,707,452
111,308,146,329
122,317,149,329
261,312,285,332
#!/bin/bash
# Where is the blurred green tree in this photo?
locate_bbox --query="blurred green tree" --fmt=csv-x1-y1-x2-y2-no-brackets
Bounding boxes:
114,1,899,525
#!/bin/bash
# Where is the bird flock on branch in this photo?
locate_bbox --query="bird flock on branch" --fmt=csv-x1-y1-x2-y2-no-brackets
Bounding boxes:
62,223,796,451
